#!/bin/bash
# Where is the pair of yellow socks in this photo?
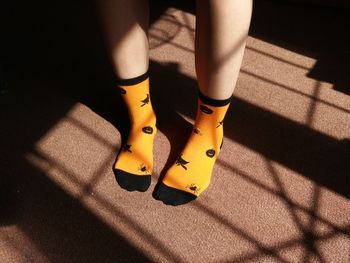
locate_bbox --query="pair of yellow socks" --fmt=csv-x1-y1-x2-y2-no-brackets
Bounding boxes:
113,72,231,205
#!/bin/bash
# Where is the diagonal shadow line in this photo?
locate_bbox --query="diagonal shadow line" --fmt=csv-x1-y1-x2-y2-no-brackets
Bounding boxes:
149,15,183,50
216,158,349,236
149,10,195,52
67,116,117,150
149,33,194,53
227,226,348,262
149,5,193,51
29,148,116,196
264,159,326,263
240,69,350,114
245,45,310,70
77,152,117,200
180,11,195,45
149,27,180,43
193,200,349,263
28,148,183,263
191,203,290,263
161,14,195,33
264,159,309,233
305,184,326,263
305,81,321,127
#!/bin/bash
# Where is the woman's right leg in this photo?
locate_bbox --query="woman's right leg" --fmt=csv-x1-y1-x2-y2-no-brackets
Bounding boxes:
98,0,149,78
98,0,157,192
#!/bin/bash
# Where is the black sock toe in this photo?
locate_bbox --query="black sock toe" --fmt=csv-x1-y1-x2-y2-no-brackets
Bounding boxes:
113,169,151,192
153,182,197,206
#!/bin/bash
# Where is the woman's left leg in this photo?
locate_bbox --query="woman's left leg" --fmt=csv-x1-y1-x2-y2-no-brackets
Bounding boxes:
154,0,253,205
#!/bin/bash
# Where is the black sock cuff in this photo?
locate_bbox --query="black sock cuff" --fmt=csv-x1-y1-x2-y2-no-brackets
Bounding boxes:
198,89,232,107
116,71,149,86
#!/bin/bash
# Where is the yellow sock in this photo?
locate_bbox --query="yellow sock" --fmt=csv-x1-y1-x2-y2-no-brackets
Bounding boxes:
113,72,157,191
153,90,231,205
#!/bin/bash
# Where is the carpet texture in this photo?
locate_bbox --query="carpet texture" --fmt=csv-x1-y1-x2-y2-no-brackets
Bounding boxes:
1,1,349,262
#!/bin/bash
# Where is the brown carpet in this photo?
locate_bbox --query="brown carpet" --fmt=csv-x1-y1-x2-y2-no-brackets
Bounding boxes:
1,1,349,262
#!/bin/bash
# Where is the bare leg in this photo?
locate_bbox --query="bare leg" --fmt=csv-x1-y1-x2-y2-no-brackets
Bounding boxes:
195,0,253,99
99,0,157,192
98,0,149,79
153,1,253,205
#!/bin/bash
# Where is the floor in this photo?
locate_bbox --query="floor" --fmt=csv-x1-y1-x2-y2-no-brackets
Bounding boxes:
1,1,349,262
